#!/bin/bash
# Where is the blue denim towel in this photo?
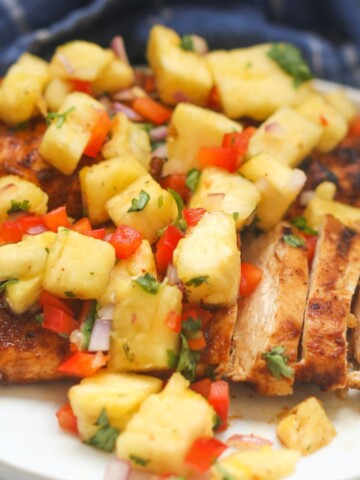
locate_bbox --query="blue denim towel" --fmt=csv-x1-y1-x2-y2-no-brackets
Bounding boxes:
1,0,360,88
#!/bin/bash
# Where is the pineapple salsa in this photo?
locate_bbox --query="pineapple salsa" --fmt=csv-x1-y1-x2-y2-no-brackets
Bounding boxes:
0,23,358,479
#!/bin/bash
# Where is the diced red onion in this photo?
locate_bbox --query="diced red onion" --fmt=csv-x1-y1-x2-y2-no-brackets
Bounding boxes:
151,143,168,158
226,433,273,450
149,126,168,142
88,318,111,352
113,87,147,102
166,263,179,285
111,36,130,65
299,190,315,206
98,304,115,321
57,53,74,74
26,225,48,235
285,169,306,192
191,34,209,55
264,122,285,137
173,90,191,103
112,102,144,121
104,457,131,480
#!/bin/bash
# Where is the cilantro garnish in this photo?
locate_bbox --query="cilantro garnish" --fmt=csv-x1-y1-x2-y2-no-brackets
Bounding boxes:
267,43,313,88
180,35,195,52
123,342,135,362
167,188,185,230
290,216,317,236
46,106,76,128
283,234,306,248
166,349,179,369
185,275,209,287
7,199,30,214
133,273,160,294
0,278,19,293
262,346,294,380
80,300,97,350
182,316,202,335
176,334,200,382
84,409,119,452
186,168,201,192
129,454,150,466
127,190,150,212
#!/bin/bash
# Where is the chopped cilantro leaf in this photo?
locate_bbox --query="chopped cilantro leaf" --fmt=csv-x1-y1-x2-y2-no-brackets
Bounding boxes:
182,316,202,335
185,275,209,287
180,35,195,52
80,300,97,350
290,216,317,236
35,314,44,325
176,334,200,382
84,409,119,452
46,106,76,128
267,43,313,88
167,349,179,369
129,454,150,466
186,168,201,192
262,346,294,380
167,188,184,227
0,278,19,293
133,273,160,294
7,199,30,214
283,234,306,248
127,190,150,212
123,342,135,362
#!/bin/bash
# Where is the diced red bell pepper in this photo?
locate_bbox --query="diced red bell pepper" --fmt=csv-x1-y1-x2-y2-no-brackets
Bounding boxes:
197,146,238,172
349,116,360,137
70,78,92,94
83,110,112,158
182,305,212,329
207,86,221,111
185,437,227,472
107,225,142,259
239,262,263,296
43,304,77,335
208,380,230,431
42,206,71,232
305,234,317,265
190,378,212,398
56,351,109,377
188,331,206,351
183,207,206,227
83,228,106,240
164,310,182,333
155,225,184,273
39,290,74,317
56,403,78,434
159,174,191,203
132,97,172,125
0,219,24,243
222,127,256,167
71,217,92,233
17,214,46,234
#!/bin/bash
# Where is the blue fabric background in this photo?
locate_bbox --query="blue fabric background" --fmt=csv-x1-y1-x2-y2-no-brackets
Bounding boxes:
1,0,360,87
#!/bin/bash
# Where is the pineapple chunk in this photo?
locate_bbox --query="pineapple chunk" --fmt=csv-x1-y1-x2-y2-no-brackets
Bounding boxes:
68,371,162,441
147,25,213,106
43,228,115,299
44,78,72,112
189,167,260,230
116,373,215,475
109,280,181,372
206,45,311,120
324,89,357,124
101,112,151,170
0,175,48,222
100,240,156,306
106,174,177,244
277,397,336,455
304,182,360,228
240,153,306,230
211,447,300,480
0,53,50,125
296,94,348,152
50,40,113,81
39,92,105,175
80,155,147,225
173,211,240,306
165,103,241,175
246,107,322,167
92,54,134,94
5,276,42,315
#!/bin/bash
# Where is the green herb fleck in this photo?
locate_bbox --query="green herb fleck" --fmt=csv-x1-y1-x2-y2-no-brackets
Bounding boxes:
157,195,164,208
283,234,306,248
35,314,44,325
232,212,239,221
133,273,160,294
80,300,97,350
205,364,216,381
290,216,317,236
262,346,294,380
46,106,76,128
123,342,135,362
7,199,30,214
127,190,150,213
176,334,200,382
64,290,76,298
129,454,150,466
167,349,179,369
186,168,201,192
267,43,313,88
84,409,119,452
213,413,222,431
0,278,19,293
180,35,195,52
45,247,49,254
182,316,202,335
167,188,184,228
185,275,209,287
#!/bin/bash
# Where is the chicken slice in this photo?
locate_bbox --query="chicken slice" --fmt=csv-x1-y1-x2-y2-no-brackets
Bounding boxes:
296,215,360,391
227,223,309,396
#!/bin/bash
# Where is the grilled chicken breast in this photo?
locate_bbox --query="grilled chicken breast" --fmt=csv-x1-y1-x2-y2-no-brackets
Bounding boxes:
296,215,360,391
227,223,309,396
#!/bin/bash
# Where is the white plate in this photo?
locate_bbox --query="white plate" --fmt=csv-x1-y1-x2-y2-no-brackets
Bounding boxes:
1,80,360,480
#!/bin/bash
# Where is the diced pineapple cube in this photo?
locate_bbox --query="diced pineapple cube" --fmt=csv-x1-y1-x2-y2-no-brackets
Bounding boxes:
39,92,105,175
43,228,115,299
109,281,181,372
0,175,48,222
116,373,215,475
0,53,50,125
92,54,134,94
240,153,306,230
5,276,43,315
100,240,156,306
296,94,348,152
173,211,240,306
50,40,113,81
68,371,162,441
206,45,311,120
80,155,147,225
101,112,151,170
246,107,322,167
189,167,260,230
211,447,300,480
147,25,213,106
44,78,72,112
277,397,336,455
106,174,177,244
324,89,357,124
304,182,360,228
165,103,241,175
